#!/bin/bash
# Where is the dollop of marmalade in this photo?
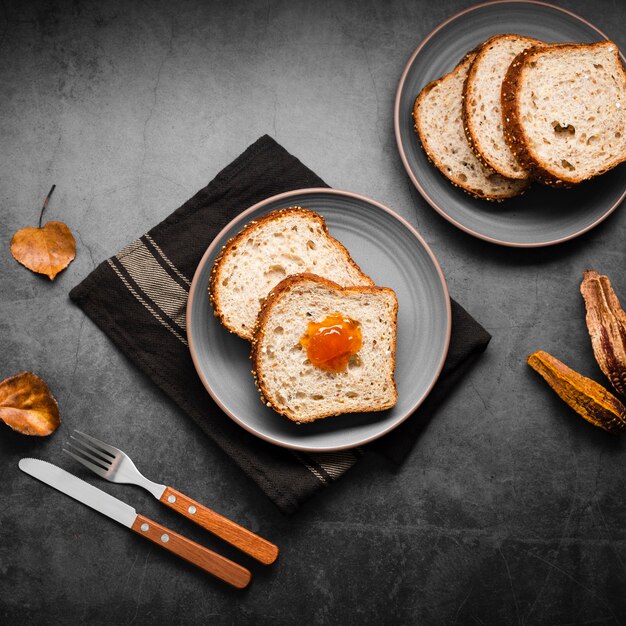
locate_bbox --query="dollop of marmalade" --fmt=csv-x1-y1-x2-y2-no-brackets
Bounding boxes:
299,313,362,372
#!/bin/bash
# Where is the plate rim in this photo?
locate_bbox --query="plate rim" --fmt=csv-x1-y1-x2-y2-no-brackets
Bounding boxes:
393,0,626,248
186,187,452,452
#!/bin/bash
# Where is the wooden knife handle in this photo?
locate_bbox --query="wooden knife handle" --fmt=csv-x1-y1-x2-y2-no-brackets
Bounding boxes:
160,486,279,565
131,514,251,589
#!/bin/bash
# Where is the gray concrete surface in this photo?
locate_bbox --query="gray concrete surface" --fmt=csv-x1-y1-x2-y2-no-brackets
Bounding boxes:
1,0,625,623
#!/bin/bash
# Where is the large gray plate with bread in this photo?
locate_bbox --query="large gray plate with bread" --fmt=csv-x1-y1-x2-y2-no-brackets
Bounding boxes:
187,188,451,452
395,0,626,247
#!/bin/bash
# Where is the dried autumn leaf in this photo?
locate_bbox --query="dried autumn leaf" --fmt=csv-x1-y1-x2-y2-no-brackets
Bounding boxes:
10,185,75,280
528,350,626,434
0,371,61,436
580,270,626,396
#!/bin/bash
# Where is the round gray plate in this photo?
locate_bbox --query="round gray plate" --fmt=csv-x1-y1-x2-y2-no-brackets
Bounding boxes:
394,0,626,247
187,188,451,452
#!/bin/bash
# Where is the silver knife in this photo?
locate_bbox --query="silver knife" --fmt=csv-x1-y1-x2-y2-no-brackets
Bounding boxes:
18,458,251,589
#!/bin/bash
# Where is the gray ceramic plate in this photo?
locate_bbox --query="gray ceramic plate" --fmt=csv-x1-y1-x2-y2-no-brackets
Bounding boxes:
395,0,626,247
187,188,451,452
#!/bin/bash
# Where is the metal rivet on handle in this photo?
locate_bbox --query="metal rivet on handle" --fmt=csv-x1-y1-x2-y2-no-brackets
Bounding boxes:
167,495,176,503
161,534,169,543
141,523,149,532
188,505,197,514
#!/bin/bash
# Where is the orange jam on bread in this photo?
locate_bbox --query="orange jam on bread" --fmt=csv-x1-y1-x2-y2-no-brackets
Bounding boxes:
300,313,362,372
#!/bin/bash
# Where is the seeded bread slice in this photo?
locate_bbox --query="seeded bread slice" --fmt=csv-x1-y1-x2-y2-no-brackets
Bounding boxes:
209,208,374,340
413,51,528,200
251,273,398,424
502,40,626,186
463,34,543,179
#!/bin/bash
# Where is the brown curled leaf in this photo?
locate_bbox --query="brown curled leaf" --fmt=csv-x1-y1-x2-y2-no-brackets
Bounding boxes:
528,350,626,434
0,371,61,436
10,185,75,280
581,270,626,396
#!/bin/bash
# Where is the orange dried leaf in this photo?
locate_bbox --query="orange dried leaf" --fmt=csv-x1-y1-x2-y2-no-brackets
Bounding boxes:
0,371,61,436
11,221,76,280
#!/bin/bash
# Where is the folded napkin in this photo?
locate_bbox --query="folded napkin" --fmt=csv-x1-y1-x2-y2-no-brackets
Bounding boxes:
69,135,490,514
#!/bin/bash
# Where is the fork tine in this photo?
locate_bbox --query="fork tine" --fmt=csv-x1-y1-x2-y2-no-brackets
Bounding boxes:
63,447,110,478
66,441,113,469
73,430,119,457
69,435,114,465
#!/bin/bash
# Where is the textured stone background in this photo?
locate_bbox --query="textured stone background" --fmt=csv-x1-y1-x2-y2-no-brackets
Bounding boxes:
1,0,625,623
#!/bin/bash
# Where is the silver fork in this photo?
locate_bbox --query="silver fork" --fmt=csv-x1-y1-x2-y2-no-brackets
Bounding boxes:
64,430,278,565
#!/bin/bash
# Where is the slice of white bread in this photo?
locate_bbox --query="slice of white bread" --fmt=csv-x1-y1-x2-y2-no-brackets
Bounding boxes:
210,208,374,340
502,40,626,185
463,34,543,179
413,51,528,200
251,274,398,424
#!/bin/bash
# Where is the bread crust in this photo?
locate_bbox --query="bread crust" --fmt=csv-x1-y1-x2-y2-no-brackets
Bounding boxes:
462,33,543,180
501,40,626,186
413,50,527,201
209,207,374,340
250,273,398,424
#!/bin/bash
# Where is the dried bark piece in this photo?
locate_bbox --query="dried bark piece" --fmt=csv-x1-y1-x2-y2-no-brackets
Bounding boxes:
580,270,626,396
10,185,75,280
528,350,626,434
0,371,61,436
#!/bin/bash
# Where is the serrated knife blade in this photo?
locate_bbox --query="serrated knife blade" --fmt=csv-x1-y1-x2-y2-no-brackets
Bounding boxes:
19,458,137,526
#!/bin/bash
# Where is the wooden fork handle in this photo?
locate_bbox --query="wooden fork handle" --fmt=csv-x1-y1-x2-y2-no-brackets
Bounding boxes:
160,486,279,565
131,514,251,589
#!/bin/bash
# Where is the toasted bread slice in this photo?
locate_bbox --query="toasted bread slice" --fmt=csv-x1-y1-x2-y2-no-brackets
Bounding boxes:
251,274,398,424
413,51,527,200
210,208,374,340
463,34,543,179
502,40,626,186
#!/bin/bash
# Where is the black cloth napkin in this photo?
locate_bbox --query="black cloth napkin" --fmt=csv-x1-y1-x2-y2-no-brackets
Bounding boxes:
69,135,491,514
